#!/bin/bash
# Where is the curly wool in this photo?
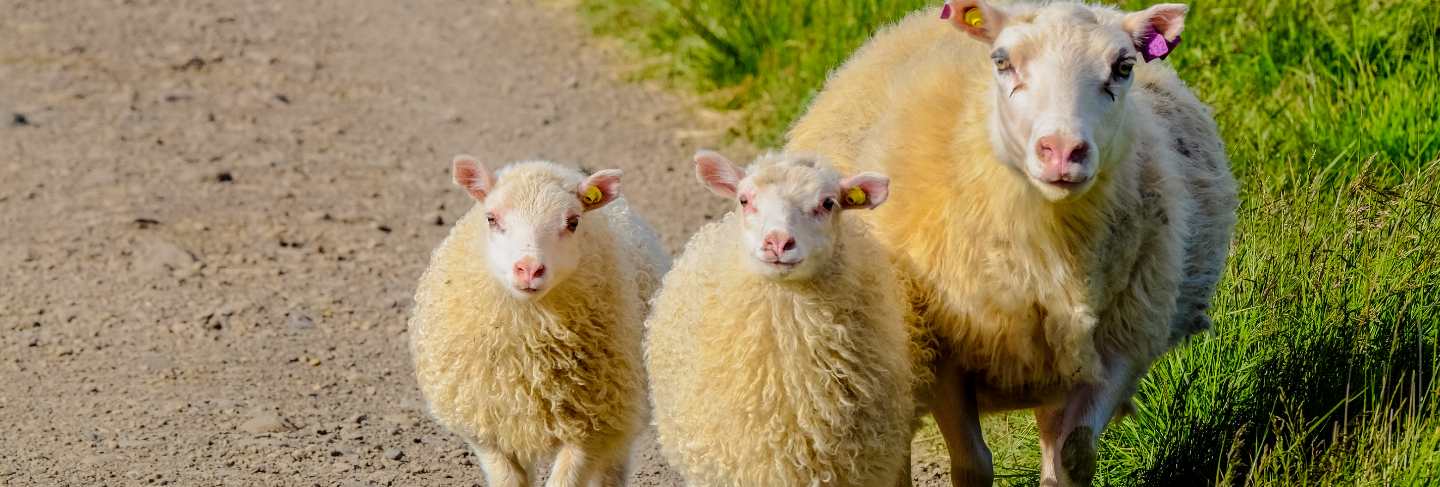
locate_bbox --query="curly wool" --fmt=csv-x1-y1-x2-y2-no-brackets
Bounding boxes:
646,212,915,487
409,174,666,466
786,5,1237,400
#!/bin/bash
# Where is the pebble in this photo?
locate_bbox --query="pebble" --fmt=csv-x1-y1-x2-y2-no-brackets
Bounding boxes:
12,113,30,126
239,412,294,434
287,312,315,330
134,238,200,277
384,448,404,461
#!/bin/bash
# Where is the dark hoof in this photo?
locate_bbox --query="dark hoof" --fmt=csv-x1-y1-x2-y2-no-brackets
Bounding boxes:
1061,426,1097,486
950,463,994,487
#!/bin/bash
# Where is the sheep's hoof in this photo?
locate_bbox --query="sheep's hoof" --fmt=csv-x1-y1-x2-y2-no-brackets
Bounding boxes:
1061,426,1097,486
950,466,994,487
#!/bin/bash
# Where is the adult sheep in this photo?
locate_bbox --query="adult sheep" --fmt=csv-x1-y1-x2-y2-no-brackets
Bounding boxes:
410,157,669,487
786,1,1238,485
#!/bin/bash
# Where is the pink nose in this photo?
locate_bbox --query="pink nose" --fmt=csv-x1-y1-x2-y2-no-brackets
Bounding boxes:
512,257,545,288
762,231,796,261
1035,134,1090,183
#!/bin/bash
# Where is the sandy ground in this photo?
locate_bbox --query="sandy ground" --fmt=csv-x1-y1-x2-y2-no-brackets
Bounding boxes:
0,0,949,485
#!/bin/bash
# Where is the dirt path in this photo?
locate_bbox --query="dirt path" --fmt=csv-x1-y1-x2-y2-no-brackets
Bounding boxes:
0,1,946,485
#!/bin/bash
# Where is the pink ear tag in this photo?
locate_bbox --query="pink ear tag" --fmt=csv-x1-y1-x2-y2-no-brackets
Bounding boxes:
940,2,953,19
1140,28,1181,62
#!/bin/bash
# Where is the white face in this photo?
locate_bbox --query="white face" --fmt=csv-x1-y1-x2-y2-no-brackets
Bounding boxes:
452,157,622,300
694,151,889,281
946,1,1189,201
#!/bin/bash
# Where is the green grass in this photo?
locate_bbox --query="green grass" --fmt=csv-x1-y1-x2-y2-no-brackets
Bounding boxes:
582,0,1440,484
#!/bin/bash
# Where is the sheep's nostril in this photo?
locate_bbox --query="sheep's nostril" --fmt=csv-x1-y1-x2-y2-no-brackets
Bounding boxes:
1037,141,1055,161
1068,142,1090,163
1036,135,1087,165
513,259,545,282
782,239,796,252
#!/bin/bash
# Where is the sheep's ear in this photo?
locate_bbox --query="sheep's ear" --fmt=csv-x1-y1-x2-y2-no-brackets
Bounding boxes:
578,169,622,212
694,150,744,199
943,0,1008,43
839,172,890,210
452,155,493,201
1124,3,1187,62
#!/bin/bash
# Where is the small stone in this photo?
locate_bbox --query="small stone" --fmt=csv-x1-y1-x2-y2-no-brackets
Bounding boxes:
287,312,315,330
12,113,30,126
134,238,199,277
173,57,206,71
216,171,234,183
384,448,404,461
239,412,294,434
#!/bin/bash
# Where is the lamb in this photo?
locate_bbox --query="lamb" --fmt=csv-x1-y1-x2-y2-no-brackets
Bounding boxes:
645,150,918,487
785,1,1239,485
409,156,669,487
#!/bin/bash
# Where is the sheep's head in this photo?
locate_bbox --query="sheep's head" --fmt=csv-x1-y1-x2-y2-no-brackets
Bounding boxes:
694,150,889,281
452,156,622,300
944,0,1187,201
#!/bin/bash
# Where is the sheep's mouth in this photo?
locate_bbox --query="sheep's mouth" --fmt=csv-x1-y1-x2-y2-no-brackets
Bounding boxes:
759,259,804,277
510,285,545,298
758,255,803,269
1028,173,1094,199
1045,179,1087,190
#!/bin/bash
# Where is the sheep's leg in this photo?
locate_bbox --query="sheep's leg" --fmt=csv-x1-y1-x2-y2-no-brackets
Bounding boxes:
1034,404,1069,486
544,443,596,487
929,368,992,486
893,442,913,487
590,455,627,487
471,443,527,487
1035,359,1136,487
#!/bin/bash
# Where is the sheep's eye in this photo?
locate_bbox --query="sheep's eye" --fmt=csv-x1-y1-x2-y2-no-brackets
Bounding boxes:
822,198,836,211
990,49,1013,73
1113,60,1134,80
565,215,580,233
486,213,502,232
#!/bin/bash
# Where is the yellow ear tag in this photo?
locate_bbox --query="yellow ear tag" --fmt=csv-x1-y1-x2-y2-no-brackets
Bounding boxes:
964,7,984,28
846,187,868,206
583,186,603,205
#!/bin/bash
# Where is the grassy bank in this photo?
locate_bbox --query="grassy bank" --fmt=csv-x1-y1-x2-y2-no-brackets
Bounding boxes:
582,0,1440,484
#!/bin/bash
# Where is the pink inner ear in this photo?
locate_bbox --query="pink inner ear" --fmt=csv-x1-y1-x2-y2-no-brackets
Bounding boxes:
452,158,491,199
695,156,741,197
582,170,623,209
841,173,891,209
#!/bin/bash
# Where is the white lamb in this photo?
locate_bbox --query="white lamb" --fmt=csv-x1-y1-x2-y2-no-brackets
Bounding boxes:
409,156,669,487
786,1,1239,485
645,150,917,487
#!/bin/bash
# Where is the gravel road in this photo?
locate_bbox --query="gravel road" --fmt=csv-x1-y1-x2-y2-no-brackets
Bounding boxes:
0,0,947,485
